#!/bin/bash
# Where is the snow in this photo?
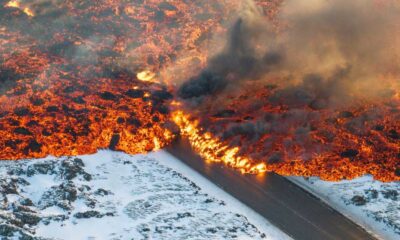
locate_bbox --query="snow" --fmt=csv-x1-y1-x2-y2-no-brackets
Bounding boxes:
288,175,400,240
0,150,291,240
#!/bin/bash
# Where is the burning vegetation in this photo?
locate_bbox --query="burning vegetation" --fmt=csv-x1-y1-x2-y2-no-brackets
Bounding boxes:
0,0,399,181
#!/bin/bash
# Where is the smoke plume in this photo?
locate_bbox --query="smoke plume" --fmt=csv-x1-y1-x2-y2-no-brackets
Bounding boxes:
179,0,400,108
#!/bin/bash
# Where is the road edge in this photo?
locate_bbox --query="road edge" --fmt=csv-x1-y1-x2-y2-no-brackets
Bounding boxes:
287,176,390,240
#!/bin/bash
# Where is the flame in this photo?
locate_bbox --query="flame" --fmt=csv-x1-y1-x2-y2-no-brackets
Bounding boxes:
22,7,34,17
5,0,19,8
172,111,267,174
5,0,34,16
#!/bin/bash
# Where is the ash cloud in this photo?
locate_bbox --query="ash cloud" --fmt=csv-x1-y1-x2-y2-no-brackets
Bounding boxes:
179,0,400,108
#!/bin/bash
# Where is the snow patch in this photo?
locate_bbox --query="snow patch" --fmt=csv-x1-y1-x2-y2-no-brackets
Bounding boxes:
289,176,400,240
0,150,290,240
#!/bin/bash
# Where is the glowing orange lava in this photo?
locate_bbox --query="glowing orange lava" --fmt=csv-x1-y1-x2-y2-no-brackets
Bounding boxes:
0,0,399,182
5,0,34,16
172,110,267,174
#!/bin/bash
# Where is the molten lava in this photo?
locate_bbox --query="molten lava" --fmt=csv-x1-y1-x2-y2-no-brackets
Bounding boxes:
5,0,34,16
173,110,267,174
0,0,237,159
0,0,399,182
177,83,399,182
137,70,156,83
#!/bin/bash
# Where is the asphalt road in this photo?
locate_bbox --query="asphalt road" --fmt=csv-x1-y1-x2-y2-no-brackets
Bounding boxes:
166,138,377,240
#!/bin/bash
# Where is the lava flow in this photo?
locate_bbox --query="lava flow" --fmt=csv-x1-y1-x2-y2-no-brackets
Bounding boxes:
0,0,238,159
175,0,400,182
176,82,400,182
173,110,267,174
1,0,399,182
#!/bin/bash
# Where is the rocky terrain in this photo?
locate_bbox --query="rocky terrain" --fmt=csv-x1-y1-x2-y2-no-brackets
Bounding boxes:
0,150,288,240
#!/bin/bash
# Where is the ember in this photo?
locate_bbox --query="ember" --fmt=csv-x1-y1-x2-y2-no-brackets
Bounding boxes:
0,0,399,182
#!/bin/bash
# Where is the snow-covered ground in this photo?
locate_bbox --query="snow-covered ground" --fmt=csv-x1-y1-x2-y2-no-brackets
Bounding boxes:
289,176,400,240
0,150,290,240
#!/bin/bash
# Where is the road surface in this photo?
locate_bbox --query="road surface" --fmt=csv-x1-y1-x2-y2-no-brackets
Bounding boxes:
166,138,377,240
